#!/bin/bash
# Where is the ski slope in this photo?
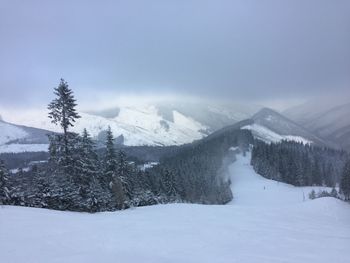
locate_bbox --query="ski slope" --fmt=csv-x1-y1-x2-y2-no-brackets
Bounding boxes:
229,153,329,206
1,154,350,263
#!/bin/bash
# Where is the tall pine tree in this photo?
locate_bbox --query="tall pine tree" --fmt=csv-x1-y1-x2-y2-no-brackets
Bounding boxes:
48,79,80,167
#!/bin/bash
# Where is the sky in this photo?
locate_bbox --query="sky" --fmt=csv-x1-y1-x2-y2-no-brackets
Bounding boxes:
0,0,349,110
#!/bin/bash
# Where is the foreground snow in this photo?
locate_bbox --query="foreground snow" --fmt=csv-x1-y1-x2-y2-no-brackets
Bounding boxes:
1,154,350,263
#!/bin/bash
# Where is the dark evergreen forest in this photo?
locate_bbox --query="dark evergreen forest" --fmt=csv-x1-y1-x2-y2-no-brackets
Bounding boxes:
251,140,349,187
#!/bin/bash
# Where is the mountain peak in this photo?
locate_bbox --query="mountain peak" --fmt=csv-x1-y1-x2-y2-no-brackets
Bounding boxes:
243,107,333,147
252,107,284,120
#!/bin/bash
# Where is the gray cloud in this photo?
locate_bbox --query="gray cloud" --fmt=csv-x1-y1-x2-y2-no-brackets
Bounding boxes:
0,0,349,108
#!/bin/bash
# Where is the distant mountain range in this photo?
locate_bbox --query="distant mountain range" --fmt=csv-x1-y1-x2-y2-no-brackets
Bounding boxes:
284,100,350,151
1,99,349,153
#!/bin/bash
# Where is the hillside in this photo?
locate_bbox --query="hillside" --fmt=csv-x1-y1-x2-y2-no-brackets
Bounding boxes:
0,120,50,153
240,108,330,146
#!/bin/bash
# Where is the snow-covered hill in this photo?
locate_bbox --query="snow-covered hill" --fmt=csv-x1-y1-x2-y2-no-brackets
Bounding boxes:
1,101,260,147
240,108,329,145
1,152,349,263
0,120,49,153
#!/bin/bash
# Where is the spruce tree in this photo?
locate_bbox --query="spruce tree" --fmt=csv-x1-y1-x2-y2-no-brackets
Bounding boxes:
103,126,125,209
104,126,117,180
48,79,80,167
0,160,10,205
117,150,132,202
76,129,100,206
311,159,322,186
162,169,177,201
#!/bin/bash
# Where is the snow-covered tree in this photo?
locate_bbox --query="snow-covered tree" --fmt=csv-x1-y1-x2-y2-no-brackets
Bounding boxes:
48,79,80,167
103,126,125,209
103,126,118,183
0,160,10,204
76,129,100,203
117,150,132,202
162,169,178,201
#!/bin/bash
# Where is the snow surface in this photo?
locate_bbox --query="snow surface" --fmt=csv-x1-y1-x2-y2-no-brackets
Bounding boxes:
1,153,350,263
242,124,312,144
0,121,28,145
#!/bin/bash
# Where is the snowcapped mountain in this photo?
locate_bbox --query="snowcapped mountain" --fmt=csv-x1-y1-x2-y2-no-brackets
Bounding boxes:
1,101,260,147
0,120,50,153
284,101,350,151
240,108,329,145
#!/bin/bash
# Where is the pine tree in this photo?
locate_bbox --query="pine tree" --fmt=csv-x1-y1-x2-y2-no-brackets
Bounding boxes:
0,160,10,205
324,163,334,187
117,150,132,202
340,160,350,201
162,169,178,201
76,129,100,207
311,159,322,186
104,126,117,180
103,126,125,209
48,79,80,167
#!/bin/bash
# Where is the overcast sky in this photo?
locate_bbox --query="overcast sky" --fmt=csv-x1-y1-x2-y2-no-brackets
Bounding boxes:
1,0,349,109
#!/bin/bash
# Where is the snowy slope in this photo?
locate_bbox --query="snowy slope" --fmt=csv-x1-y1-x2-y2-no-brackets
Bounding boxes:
239,108,328,145
1,153,350,263
0,121,28,145
0,120,50,153
241,124,312,144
